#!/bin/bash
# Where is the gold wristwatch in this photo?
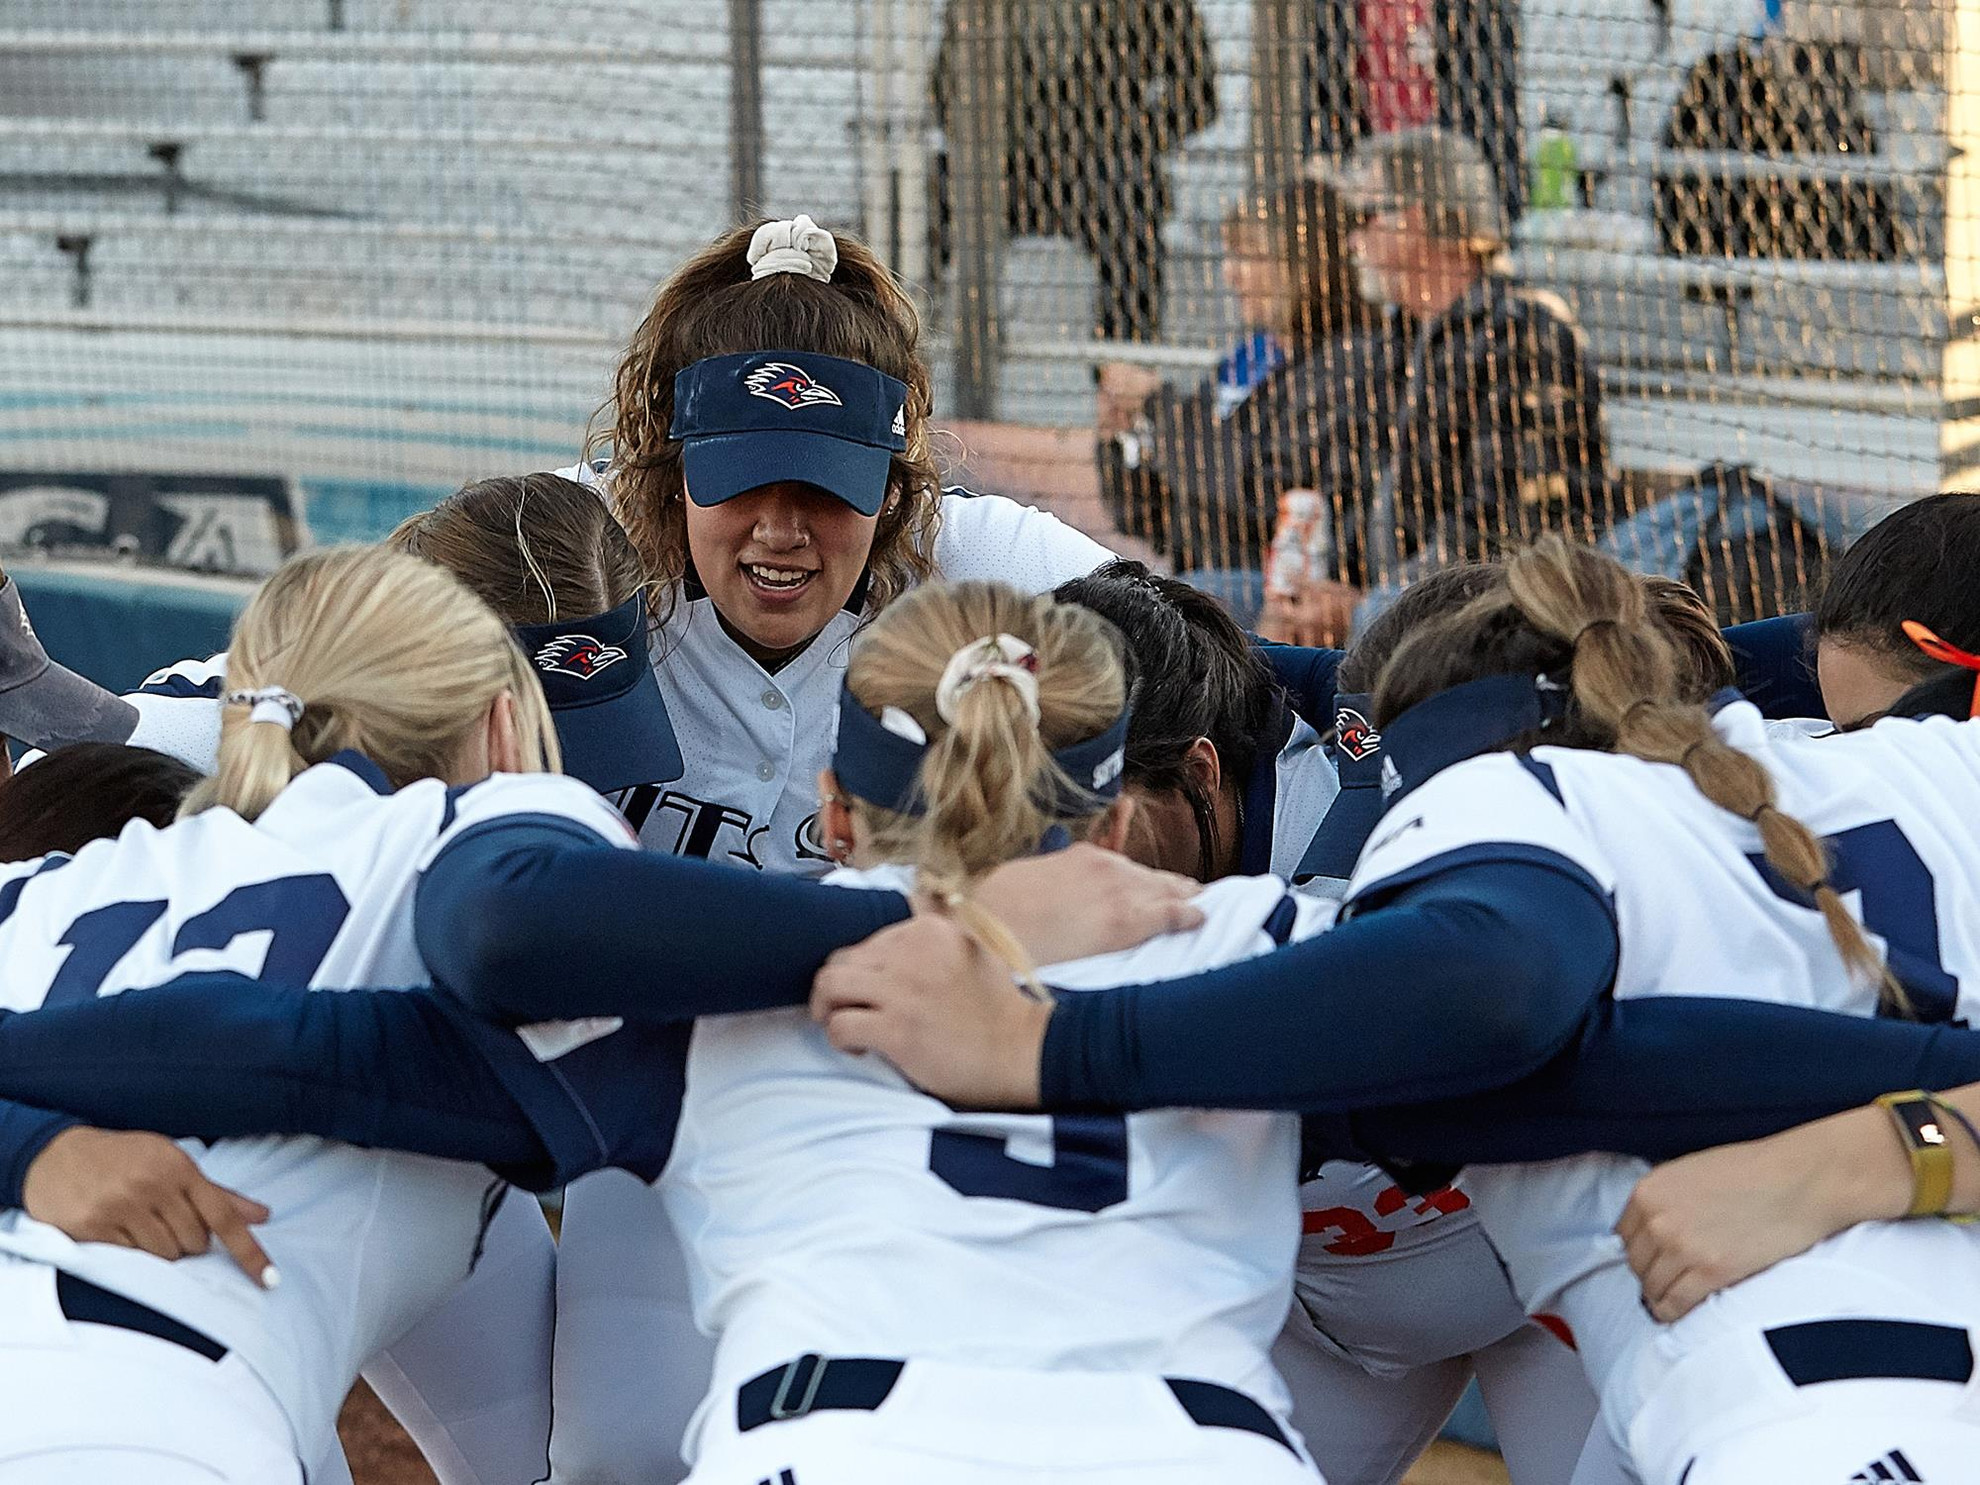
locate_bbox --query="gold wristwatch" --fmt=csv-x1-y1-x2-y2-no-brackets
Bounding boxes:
1875,1090,1955,1217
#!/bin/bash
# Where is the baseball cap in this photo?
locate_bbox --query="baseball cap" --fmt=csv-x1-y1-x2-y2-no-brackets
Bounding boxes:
670,349,909,517
512,592,684,794
1324,127,1510,254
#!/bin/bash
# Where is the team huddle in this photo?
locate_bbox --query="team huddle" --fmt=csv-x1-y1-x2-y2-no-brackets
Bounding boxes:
0,213,1975,1485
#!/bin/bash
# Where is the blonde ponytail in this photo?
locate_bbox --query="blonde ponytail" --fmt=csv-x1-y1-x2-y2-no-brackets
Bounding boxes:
1503,538,1907,1013
842,581,1129,986
183,545,559,822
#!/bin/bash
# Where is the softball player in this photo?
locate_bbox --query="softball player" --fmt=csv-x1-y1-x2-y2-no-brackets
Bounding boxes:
1059,559,1608,1485
0,546,642,1485
0,474,684,1485
819,540,1980,1483
549,214,1117,1485
664,577,1321,1484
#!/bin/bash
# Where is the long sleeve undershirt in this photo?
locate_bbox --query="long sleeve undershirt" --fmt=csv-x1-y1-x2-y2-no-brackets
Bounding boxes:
0,978,556,1200
7,861,1980,1200
1042,859,1980,1166
1047,861,1618,1112
414,826,910,1024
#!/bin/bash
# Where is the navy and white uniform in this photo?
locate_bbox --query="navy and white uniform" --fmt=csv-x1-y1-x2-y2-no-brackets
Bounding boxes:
667,863,1318,1484
572,478,1114,877
1279,694,1611,1485
0,760,634,1485
9,651,580,1485
547,474,1114,1485
1343,702,1980,1485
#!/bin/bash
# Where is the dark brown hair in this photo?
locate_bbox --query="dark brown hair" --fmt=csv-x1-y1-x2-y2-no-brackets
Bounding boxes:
1376,537,1903,1013
0,743,200,861
1816,493,1980,682
388,472,645,625
1337,563,1502,694
591,220,942,618
1641,574,1736,701
1056,560,1269,880
1224,175,1379,348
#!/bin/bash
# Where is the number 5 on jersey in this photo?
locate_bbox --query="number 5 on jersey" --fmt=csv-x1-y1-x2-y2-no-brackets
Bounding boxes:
931,1114,1130,1213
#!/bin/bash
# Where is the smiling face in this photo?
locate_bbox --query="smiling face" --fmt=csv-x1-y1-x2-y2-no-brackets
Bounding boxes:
684,479,883,666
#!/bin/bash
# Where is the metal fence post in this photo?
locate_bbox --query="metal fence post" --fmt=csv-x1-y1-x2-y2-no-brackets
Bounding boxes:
947,0,1008,420
729,0,765,218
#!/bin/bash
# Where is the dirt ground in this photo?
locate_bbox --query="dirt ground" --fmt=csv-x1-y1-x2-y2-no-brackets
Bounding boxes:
337,1383,1512,1485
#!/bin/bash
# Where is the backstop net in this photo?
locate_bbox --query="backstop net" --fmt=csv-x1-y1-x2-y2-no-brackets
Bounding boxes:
0,0,1961,624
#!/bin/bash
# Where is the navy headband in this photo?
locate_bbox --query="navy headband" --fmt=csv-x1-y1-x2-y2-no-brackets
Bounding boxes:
832,680,1130,820
1380,671,1569,802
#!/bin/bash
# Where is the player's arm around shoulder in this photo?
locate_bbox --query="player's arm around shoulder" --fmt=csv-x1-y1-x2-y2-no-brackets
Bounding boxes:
411,772,639,1020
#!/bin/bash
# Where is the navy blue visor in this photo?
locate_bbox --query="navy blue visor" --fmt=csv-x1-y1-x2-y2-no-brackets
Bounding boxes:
833,681,1130,820
671,349,909,516
513,592,684,794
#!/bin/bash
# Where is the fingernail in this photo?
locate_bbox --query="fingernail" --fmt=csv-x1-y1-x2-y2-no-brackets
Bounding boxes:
261,1265,281,1290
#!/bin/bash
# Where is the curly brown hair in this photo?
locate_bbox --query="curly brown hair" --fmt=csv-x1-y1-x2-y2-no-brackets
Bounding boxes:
590,220,942,621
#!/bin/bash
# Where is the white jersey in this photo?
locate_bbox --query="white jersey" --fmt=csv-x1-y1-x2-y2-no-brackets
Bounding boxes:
1342,701,1980,1425
662,867,1318,1457
599,481,1110,876
0,760,635,1466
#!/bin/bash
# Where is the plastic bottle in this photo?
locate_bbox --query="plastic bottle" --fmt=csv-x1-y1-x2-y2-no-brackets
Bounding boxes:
1530,116,1578,211
1267,489,1332,598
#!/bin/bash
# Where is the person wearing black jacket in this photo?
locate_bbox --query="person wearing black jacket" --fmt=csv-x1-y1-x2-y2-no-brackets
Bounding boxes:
1097,175,1406,623
1271,129,1613,646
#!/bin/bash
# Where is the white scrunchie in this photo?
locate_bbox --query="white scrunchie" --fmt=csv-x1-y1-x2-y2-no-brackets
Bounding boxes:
224,685,305,732
935,634,1040,727
748,214,838,283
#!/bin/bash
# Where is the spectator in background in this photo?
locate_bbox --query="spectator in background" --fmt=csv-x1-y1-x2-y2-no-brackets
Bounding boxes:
1264,127,1610,646
932,0,1218,344
1095,175,1406,623
1658,32,1901,262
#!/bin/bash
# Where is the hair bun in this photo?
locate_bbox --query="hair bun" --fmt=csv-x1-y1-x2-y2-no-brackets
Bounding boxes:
748,215,838,283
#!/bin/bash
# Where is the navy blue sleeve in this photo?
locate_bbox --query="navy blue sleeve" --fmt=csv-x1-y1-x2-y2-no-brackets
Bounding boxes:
0,1098,82,1210
1726,614,1821,720
1338,994,1980,1166
1042,859,1617,1111
415,823,911,1024
0,981,565,1190
1255,642,1344,734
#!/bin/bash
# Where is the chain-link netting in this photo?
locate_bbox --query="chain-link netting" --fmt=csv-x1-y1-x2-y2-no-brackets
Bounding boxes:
0,0,1959,626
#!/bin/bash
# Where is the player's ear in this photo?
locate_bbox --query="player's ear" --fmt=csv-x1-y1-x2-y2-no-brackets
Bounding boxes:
485,690,527,776
1182,736,1222,798
1088,794,1136,857
817,768,856,864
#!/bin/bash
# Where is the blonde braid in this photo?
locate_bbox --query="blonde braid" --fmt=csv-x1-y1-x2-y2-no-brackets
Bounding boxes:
1506,538,1908,1014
